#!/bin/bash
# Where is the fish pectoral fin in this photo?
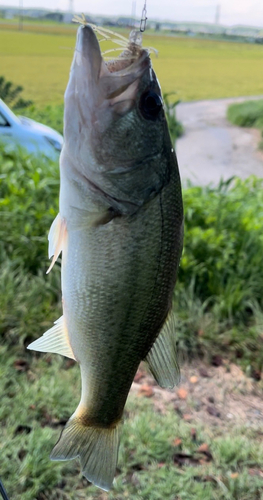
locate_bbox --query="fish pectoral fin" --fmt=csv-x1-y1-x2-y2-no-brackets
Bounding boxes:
50,414,120,491
47,213,67,274
70,206,119,228
27,316,76,360
145,313,180,389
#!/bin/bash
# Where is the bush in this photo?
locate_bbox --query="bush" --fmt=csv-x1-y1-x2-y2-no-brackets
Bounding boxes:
163,92,184,144
173,177,263,371
0,146,59,273
227,99,263,129
0,260,61,346
180,177,263,319
0,75,33,109
227,99,263,151
1,144,263,370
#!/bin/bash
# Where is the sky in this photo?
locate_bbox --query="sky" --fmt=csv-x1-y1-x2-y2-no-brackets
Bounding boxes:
2,0,263,28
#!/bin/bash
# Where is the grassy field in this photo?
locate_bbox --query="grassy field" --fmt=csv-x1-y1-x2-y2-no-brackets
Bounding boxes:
1,26,263,106
1,22,263,499
1,344,263,500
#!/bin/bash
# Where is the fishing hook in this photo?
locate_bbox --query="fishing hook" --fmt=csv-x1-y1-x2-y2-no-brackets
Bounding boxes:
140,0,147,32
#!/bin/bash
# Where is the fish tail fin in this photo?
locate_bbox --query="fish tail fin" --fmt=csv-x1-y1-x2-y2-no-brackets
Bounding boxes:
50,414,120,491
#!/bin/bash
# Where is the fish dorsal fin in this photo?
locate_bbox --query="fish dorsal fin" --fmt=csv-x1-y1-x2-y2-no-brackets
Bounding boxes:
47,214,67,274
145,313,180,389
27,316,76,360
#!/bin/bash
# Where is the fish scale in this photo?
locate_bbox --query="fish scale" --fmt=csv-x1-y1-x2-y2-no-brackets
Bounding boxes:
28,22,183,491
65,183,179,421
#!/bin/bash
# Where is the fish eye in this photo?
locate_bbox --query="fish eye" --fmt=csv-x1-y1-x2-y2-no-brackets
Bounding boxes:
140,90,163,120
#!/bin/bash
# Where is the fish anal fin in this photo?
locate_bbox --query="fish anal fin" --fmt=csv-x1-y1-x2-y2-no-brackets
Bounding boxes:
47,214,67,274
145,313,180,389
27,316,75,360
50,413,120,491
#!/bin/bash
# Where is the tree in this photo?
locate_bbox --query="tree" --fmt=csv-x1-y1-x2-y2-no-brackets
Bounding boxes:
0,76,33,109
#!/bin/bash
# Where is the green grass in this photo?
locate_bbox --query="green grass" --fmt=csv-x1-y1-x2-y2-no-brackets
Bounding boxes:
1,344,262,500
227,99,263,149
228,100,263,129
173,177,263,374
1,28,263,106
0,146,59,273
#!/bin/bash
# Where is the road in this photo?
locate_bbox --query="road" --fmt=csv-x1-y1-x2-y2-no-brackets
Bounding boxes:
176,96,263,186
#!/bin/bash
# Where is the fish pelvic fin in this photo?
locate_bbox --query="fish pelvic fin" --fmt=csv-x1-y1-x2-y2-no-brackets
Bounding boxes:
47,213,67,274
27,316,76,360
50,414,121,491
145,313,180,389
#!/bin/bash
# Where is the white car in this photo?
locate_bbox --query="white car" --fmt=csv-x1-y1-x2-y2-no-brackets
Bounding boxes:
0,98,63,160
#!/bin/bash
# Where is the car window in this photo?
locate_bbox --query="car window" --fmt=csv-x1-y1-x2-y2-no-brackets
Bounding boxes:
0,112,10,126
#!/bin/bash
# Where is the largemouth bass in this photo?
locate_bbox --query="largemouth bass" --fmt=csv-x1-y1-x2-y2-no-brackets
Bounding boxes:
28,21,183,491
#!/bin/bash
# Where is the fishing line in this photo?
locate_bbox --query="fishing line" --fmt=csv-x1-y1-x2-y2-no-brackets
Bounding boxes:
0,479,9,500
140,0,148,32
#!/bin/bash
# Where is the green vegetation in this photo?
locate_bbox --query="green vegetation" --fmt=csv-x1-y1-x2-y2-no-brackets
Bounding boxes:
0,74,33,109
1,145,263,370
0,147,59,273
227,100,263,129
0,147,61,351
227,99,263,149
1,28,263,106
1,140,263,497
1,344,262,500
1,27,263,496
163,92,184,144
174,177,263,374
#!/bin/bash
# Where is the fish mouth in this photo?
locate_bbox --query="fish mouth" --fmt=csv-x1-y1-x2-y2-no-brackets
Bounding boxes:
72,25,151,103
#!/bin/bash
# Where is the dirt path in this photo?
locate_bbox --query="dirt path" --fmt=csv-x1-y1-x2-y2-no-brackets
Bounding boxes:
176,96,263,185
167,97,263,429
131,361,263,431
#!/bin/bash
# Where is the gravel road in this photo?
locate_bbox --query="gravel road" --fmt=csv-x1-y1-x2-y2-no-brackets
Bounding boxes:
176,96,263,186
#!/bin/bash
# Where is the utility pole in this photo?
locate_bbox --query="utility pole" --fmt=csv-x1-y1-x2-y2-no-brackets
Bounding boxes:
69,0,74,14
131,1,136,27
215,4,220,25
18,0,23,31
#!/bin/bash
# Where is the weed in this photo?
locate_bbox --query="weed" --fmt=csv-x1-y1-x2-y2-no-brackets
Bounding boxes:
227,99,263,129
227,99,263,150
1,361,262,500
163,92,184,145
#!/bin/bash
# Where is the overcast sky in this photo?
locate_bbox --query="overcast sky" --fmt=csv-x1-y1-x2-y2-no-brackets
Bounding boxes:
2,0,263,27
